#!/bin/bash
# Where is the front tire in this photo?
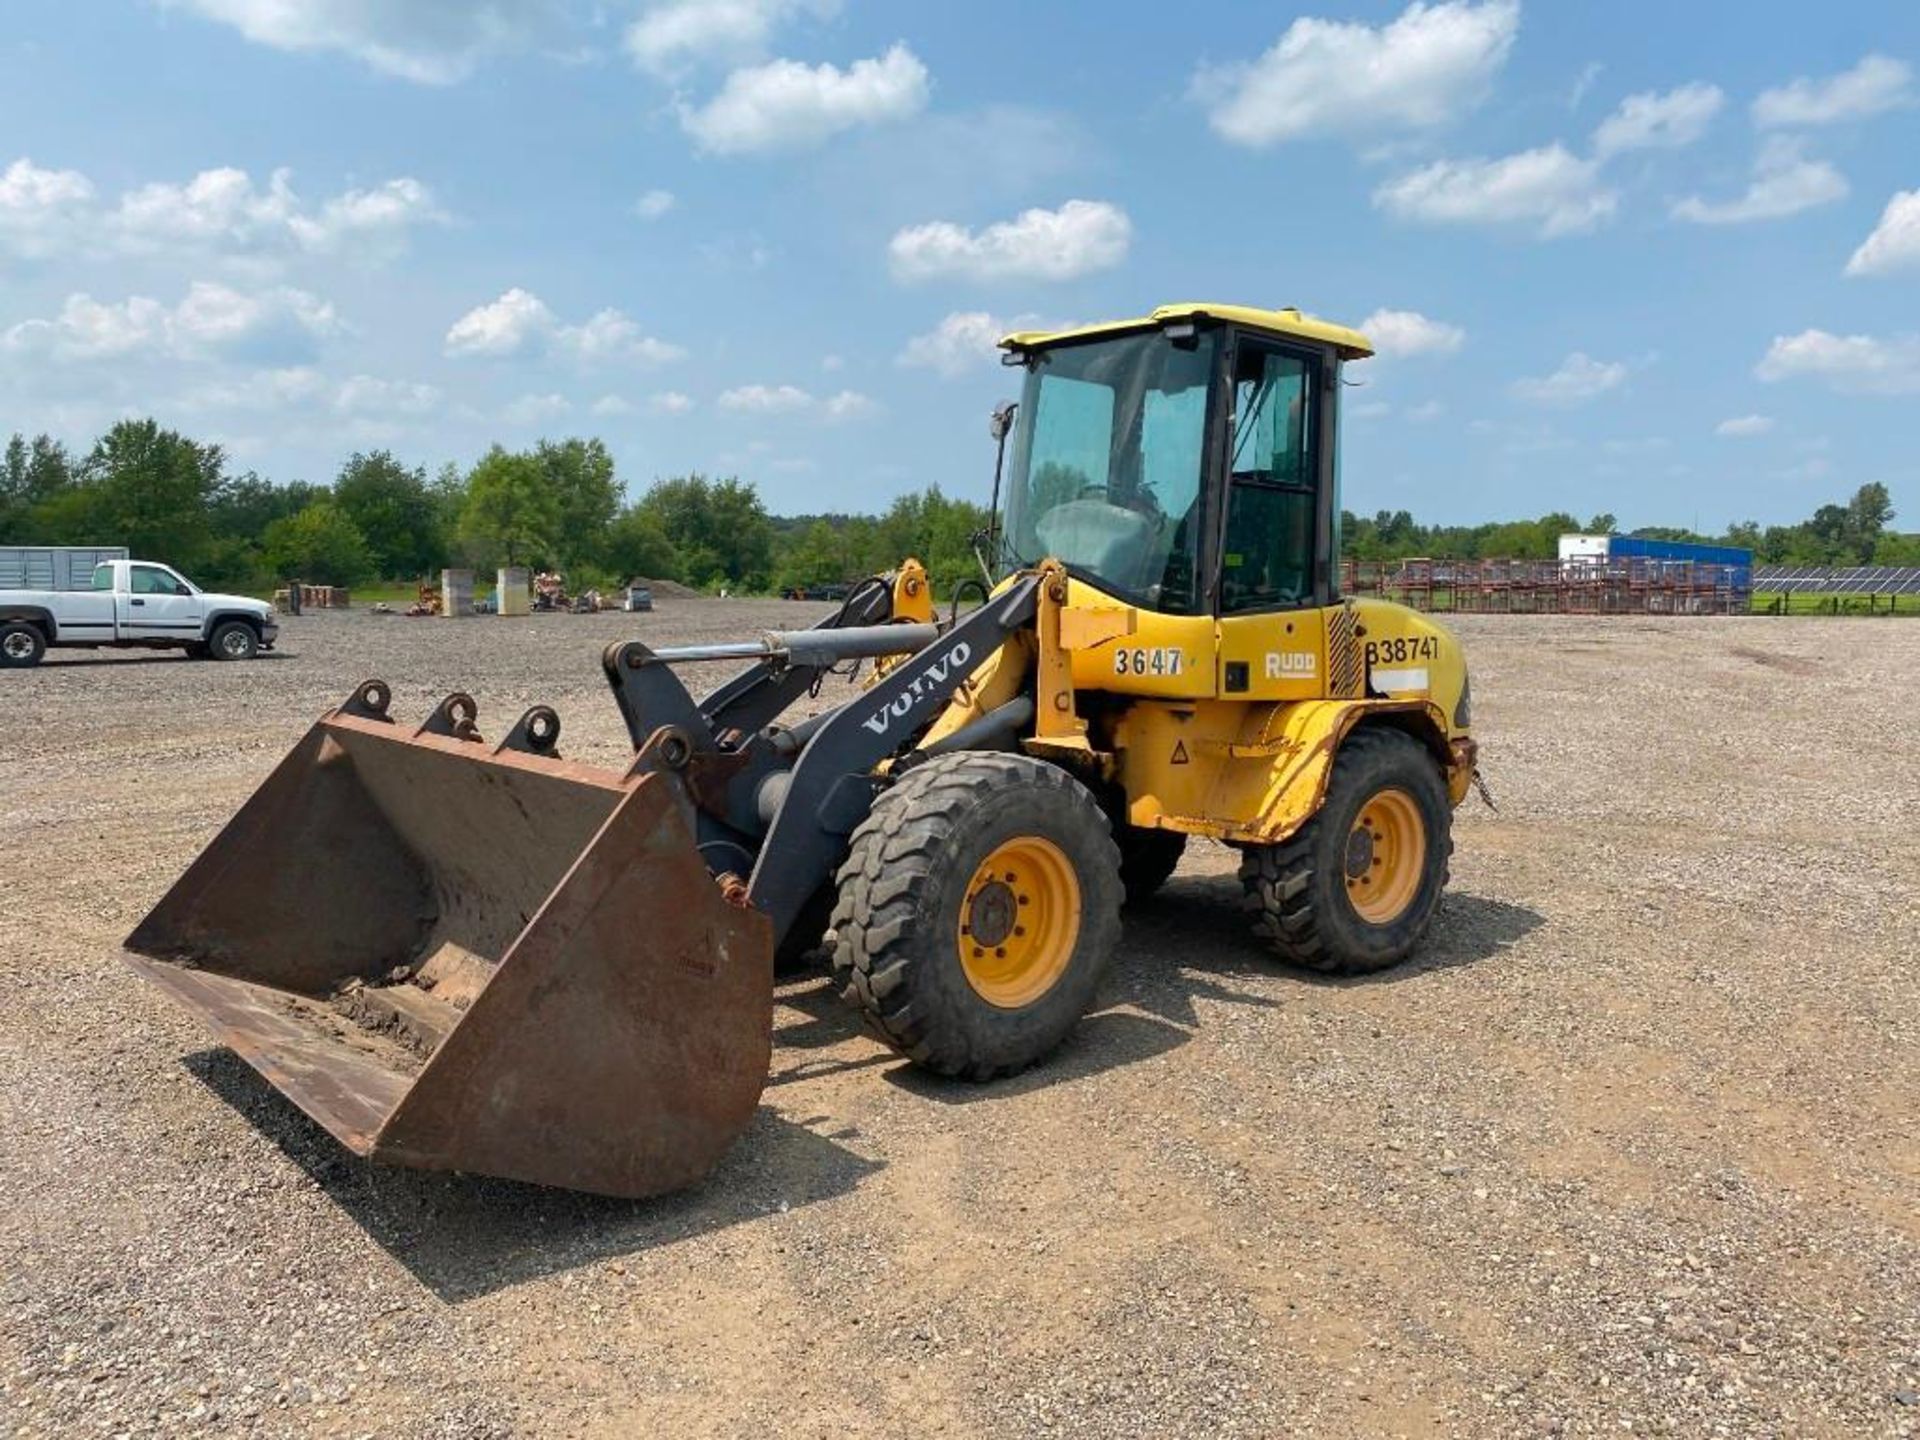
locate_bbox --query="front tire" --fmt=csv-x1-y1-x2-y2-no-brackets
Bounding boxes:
829,752,1123,1080
0,622,47,668
207,621,258,661
1239,728,1451,975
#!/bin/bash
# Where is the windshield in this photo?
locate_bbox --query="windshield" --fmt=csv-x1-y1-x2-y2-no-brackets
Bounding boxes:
1002,329,1216,613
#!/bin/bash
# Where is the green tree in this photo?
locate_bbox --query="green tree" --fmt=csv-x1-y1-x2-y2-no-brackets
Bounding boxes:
534,438,620,570
262,501,374,585
68,419,224,566
774,519,860,592
333,451,442,579
604,505,680,583
2,433,77,536
197,473,327,586
459,447,559,567
637,474,774,589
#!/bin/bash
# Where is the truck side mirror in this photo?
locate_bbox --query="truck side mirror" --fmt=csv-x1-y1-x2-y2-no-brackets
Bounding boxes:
989,402,1016,442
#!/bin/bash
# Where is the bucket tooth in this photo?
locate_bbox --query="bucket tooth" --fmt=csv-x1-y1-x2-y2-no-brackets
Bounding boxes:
124,700,774,1198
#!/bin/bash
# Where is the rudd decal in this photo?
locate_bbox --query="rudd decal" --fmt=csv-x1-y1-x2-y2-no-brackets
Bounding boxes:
861,640,973,736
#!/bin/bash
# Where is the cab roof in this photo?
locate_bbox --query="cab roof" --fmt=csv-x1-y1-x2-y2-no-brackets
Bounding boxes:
1000,302,1374,361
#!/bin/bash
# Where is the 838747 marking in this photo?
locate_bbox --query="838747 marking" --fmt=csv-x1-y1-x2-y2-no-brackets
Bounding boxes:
1364,635,1440,666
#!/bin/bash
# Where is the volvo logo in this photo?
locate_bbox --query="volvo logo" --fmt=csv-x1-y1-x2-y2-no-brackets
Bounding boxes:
861,640,973,736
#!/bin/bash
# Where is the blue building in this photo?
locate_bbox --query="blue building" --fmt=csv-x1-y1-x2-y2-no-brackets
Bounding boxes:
1559,533,1753,592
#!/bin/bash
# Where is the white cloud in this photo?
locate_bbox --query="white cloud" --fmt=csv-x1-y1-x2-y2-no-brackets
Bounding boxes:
1756,329,1920,395
1195,0,1518,147
717,383,816,413
334,374,441,416
650,390,696,414
820,354,844,372
715,383,875,420
0,159,443,262
501,392,573,425
445,287,556,357
289,176,446,252
1358,308,1465,358
1753,54,1914,129
113,167,444,256
889,199,1131,283
898,311,1012,375
590,394,635,417
1374,144,1617,237
634,188,676,220
1349,400,1392,420
679,45,929,154
0,158,95,258
182,368,441,420
2,282,341,363
444,289,683,364
1568,61,1604,110
1406,399,1447,422
1591,82,1723,158
1671,138,1847,225
1715,414,1774,437
164,0,563,84
625,0,836,76
1510,352,1627,404
822,389,877,421
556,309,685,365
1846,190,1920,278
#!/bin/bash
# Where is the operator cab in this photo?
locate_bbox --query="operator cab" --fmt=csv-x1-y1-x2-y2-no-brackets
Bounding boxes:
996,303,1372,619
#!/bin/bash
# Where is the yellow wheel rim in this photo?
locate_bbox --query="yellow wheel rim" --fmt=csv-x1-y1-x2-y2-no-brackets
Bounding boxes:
1344,788,1427,924
957,836,1081,1009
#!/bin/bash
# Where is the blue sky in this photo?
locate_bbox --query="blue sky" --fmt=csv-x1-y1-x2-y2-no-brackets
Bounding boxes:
2,1,1916,529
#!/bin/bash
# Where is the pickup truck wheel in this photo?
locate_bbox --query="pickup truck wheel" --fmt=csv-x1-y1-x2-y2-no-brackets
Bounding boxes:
208,621,258,661
0,622,47,668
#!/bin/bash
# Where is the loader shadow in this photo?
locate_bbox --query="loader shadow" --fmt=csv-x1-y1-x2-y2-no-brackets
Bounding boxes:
880,879,1545,1104
184,1047,884,1304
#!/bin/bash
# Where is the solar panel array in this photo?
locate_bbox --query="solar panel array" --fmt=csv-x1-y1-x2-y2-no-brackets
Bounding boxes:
1751,565,1920,595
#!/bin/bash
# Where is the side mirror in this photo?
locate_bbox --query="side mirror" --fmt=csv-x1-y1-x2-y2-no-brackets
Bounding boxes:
175,583,192,596
989,402,1017,442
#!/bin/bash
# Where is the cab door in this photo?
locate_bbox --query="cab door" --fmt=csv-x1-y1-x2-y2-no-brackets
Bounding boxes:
1213,336,1333,701
120,563,204,642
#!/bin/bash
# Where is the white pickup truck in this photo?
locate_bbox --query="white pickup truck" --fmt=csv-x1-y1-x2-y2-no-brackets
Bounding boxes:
0,558,279,668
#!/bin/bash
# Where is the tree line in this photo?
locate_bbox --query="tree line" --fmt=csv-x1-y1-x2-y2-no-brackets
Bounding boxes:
1343,483,1917,567
3,418,1913,597
0,418,992,595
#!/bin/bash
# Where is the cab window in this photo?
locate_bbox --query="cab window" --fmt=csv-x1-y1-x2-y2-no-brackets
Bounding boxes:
1220,344,1318,613
91,565,114,591
131,565,182,596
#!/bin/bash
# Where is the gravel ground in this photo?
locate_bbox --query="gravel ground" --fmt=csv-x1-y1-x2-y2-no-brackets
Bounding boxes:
1,603,1916,1439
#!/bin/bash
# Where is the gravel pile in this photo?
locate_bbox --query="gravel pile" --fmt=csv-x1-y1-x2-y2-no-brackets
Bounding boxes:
2,606,1915,1438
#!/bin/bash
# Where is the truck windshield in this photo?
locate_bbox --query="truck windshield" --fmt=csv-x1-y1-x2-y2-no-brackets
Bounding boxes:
1001,329,1216,613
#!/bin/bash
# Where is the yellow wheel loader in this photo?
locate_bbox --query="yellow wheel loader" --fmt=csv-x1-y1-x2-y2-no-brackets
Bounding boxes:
125,303,1480,1198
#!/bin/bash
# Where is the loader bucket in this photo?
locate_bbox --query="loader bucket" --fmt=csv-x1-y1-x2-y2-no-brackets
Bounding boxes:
123,694,774,1199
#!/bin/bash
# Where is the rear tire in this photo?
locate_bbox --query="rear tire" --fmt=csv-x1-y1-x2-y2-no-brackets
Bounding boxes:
1238,728,1451,975
207,621,258,661
829,752,1122,1080
1116,825,1187,905
0,622,47,668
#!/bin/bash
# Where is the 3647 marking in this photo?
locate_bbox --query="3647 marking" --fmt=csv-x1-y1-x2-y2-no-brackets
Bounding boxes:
1113,647,1183,677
